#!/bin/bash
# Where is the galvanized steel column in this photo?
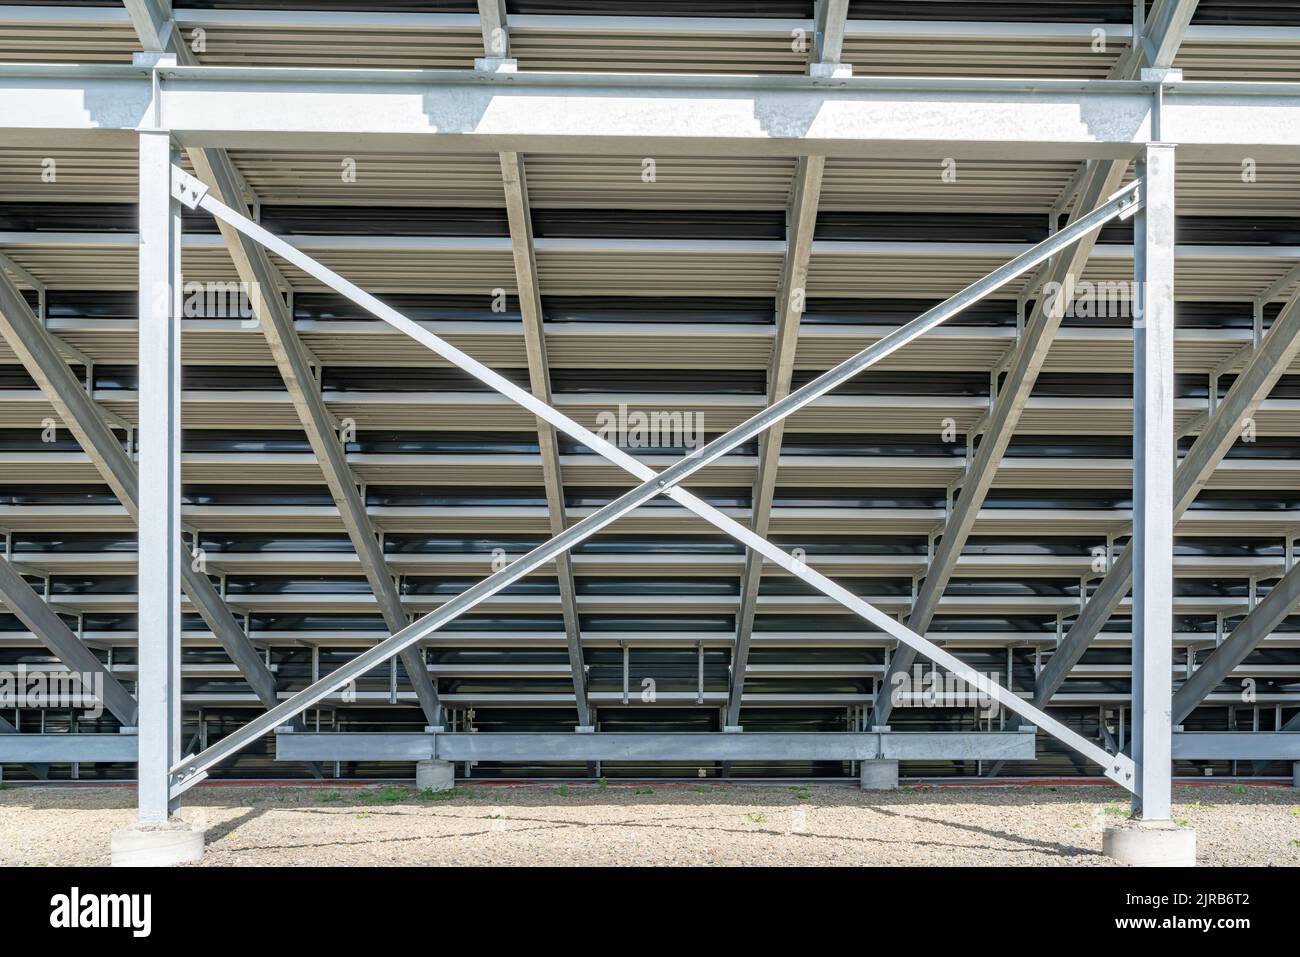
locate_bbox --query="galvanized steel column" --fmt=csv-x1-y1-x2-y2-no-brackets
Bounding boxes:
137,128,184,823
1131,142,1177,821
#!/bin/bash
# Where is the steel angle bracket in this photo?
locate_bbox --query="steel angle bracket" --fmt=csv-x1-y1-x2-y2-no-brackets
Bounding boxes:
172,166,209,209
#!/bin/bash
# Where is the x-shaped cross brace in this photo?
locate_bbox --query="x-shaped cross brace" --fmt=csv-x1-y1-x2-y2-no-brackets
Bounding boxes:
167,165,1142,796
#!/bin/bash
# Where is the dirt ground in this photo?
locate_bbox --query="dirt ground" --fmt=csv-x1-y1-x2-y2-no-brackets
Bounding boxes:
1,780,1297,866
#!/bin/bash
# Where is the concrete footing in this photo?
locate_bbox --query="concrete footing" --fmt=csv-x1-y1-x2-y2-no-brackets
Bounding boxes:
1102,820,1196,867
111,820,205,867
416,759,455,792
859,759,899,790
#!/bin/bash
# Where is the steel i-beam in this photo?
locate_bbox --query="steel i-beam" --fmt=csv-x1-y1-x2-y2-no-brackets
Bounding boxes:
163,167,1142,797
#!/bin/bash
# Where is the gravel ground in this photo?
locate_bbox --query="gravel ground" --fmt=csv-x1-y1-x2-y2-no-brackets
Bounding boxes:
2,781,1297,866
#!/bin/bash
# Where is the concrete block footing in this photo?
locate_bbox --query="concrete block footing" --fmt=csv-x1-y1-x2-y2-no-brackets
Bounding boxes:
416,759,455,793
1102,821,1196,867
859,758,900,790
111,821,205,867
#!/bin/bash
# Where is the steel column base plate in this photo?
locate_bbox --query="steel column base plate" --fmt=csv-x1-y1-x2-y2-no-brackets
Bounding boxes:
1102,821,1195,867
111,821,205,867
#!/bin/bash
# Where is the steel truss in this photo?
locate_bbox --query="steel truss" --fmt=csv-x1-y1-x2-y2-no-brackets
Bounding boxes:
152,160,1148,800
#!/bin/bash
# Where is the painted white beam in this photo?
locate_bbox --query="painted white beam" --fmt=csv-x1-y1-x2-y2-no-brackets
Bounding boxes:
7,65,1300,161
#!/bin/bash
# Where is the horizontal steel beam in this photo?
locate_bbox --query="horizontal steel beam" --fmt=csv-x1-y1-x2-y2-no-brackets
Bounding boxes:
1172,732,1300,761
0,732,137,764
5,65,1300,160
275,730,436,762
7,729,1294,765
16,5,1300,45
3,231,1298,262
273,730,1036,763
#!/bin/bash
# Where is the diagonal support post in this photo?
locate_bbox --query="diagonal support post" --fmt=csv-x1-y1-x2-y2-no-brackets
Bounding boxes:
1035,288,1300,707
1172,560,1300,725
119,5,441,726
729,155,824,727
874,158,1130,726
0,555,138,725
499,150,591,726
163,167,1143,798
0,198,278,715
183,149,442,728
977,1,1202,726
